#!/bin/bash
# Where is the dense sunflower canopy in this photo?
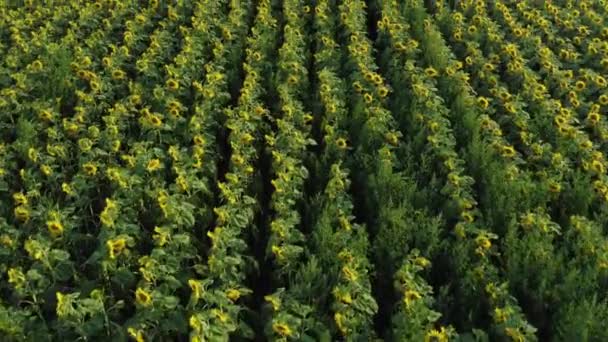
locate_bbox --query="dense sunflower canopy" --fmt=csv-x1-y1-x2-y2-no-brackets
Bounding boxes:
1,0,608,341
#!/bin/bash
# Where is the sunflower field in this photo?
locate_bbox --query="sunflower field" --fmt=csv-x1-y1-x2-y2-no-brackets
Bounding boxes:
1,0,608,340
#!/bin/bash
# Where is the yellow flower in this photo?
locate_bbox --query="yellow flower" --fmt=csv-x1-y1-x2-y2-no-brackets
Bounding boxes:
363,92,373,104
211,309,230,323
107,237,127,259
146,159,162,172
83,162,98,176
385,132,399,146
378,86,389,98
588,112,601,125
166,79,179,90
47,220,64,237
14,205,30,222
40,164,52,176
61,182,74,196
112,69,126,80
342,266,358,281
189,315,202,332
599,94,608,105
500,145,516,158
475,235,492,250
372,74,383,85
493,307,509,323
264,294,281,311
425,327,449,342
28,147,38,162
575,80,586,91
39,109,53,121
548,180,561,193
188,279,204,300
90,79,101,92
334,288,353,304
7,268,26,289
505,327,524,342
13,192,28,206
0,235,13,248
272,322,293,337
425,67,439,77
483,61,498,72
403,289,422,307
193,135,205,146
414,256,431,268
477,97,489,109
100,198,118,228
129,95,142,106
580,139,593,150
56,292,71,318
461,210,475,223
335,312,348,335
31,60,43,71
226,289,241,302
148,113,163,127
135,287,152,307
505,102,516,113
335,137,348,149
127,327,145,342
591,159,605,174
271,245,284,260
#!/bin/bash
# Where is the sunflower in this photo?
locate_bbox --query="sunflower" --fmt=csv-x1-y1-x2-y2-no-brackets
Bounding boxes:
425,67,439,77
166,78,179,90
342,265,358,281
147,114,163,127
112,69,126,80
475,235,492,250
385,131,399,146
425,327,449,342
591,160,605,174
226,289,241,302
272,322,293,337
334,312,348,335
264,294,281,311
13,192,28,206
548,180,561,193
500,145,516,158
146,159,162,172
127,328,145,342
453,30,463,41
477,97,489,109
7,268,26,289
107,238,127,259
187,279,203,300
493,307,509,324
135,288,152,307
587,112,601,125
47,220,64,237
83,162,98,176
579,139,593,150
403,289,422,307
378,86,389,98
575,80,586,91
461,210,475,223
